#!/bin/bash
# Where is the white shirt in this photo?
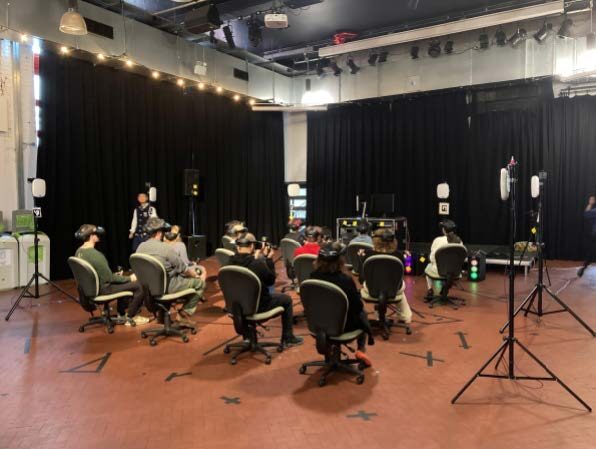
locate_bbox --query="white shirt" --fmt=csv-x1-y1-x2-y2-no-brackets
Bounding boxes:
429,236,465,265
129,204,158,234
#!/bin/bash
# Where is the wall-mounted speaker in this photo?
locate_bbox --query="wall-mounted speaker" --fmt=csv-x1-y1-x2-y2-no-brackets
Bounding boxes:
184,169,200,197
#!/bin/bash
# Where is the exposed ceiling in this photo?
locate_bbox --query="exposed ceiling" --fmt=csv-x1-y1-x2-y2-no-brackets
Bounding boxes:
85,0,568,71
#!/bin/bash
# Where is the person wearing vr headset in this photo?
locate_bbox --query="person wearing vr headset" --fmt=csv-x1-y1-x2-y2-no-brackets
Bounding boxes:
310,241,375,367
358,229,413,324
136,218,206,325
578,194,596,277
351,221,373,245
129,192,158,252
293,226,321,258
283,218,305,245
74,224,150,326
230,233,303,348
164,225,205,275
424,219,465,299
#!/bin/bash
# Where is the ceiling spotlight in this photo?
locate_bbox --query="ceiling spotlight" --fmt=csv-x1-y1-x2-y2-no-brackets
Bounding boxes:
444,40,454,54
97,53,105,61
347,58,360,74
495,28,507,46
60,46,70,54
534,22,551,43
329,60,342,76
177,79,185,87
197,82,205,90
20,34,28,43
588,32,596,51
233,94,241,101
151,71,160,79
557,18,573,38
59,0,87,35
410,46,419,59
428,40,441,58
249,99,256,106
216,86,223,93
378,51,388,63
478,33,489,49
508,28,527,48
368,53,378,66
222,25,236,49
125,59,134,67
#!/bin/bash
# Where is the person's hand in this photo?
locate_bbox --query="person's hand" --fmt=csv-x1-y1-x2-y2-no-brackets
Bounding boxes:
266,247,274,259
129,273,137,282
129,232,134,239
254,249,262,259
198,266,207,281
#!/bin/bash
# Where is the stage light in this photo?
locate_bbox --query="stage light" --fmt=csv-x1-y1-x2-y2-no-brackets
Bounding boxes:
151,71,160,79
125,59,134,67
60,46,70,54
368,53,378,66
428,40,441,57
444,40,454,54
223,25,236,49
233,94,240,101
410,45,419,59
419,256,426,263
495,28,507,46
216,86,223,93
467,251,486,281
534,22,550,43
378,51,388,63
557,18,573,38
329,60,342,76
478,33,489,49
59,0,87,36
347,58,360,74
97,53,105,61
508,28,527,48
197,82,205,90
177,78,185,87
20,34,29,43
404,254,414,275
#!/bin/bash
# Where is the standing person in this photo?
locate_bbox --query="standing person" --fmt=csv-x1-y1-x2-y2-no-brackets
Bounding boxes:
578,194,596,277
74,224,149,326
129,192,158,252
424,220,465,298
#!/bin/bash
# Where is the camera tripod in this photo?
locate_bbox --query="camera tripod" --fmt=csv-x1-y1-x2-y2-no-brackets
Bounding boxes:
452,159,591,412
5,212,78,321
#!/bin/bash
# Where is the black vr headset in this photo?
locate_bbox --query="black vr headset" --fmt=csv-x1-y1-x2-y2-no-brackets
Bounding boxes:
318,243,346,261
144,218,172,235
305,227,320,239
164,229,180,241
75,224,106,241
357,221,370,234
439,219,457,233
379,229,395,242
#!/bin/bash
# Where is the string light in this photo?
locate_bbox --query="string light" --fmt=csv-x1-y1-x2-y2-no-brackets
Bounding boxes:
216,86,223,94
125,59,134,67
151,71,160,79
97,53,105,61
197,82,205,90
249,99,256,106
60,46,69,54
20,34,28,43
177,78,185,87
233,94,241,101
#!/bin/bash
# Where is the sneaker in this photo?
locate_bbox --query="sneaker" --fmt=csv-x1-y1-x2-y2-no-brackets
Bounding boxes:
125,315,150,326
355,350,372,367
281,335,304,348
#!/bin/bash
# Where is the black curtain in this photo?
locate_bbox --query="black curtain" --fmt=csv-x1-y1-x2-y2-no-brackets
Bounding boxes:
37,51,286,279
307,89,596,260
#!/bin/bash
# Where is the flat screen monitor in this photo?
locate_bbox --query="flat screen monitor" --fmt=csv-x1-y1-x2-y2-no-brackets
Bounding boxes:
370,194,395,217
12,210,34,233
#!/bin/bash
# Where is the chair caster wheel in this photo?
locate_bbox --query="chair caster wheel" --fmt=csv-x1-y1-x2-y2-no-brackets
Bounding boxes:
382,333,389,341
129,321,136,327
230,358,237,365
265,357,271,365
276,345,283,353
141,332,147,338
107,327,114,334
190,328,197,335
78,326,85,333
356,375,365,385
406,328,412,335
358,362,366,371
318,378,327,387
299,365,307,374
149,339,157,346
223,346,230,354
182,335,189,343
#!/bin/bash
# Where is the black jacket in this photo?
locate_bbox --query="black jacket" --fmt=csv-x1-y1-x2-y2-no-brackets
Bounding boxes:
229,253,276,309
310,270,364,333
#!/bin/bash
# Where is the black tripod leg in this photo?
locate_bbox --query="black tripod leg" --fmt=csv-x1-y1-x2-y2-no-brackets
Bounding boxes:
543,287,595,337
500,286,538,333
38,273,79,303
452,339,509,404
5,274,36,321
493,341,509,370
523,287,539,317
515,339,591,412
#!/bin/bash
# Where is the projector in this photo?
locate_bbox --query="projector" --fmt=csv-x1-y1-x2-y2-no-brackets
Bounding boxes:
264,13,288,29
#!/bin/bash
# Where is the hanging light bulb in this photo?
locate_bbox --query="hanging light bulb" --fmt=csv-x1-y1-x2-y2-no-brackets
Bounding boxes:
249,99,256,106
177,78,185,87
216,86,223,93
125,59,134,67
97,53,105,61
20,34,29,43
60,46,70,54
197,82,205,90
151,71,160,79
233,94,241,101
59,0,88,35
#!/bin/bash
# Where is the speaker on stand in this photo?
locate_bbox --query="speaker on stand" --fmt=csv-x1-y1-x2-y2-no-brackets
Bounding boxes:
184,169,200,235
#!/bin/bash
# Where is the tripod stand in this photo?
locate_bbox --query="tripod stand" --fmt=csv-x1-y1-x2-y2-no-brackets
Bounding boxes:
5,211,78,321
452,159,591,412
499,173,595,337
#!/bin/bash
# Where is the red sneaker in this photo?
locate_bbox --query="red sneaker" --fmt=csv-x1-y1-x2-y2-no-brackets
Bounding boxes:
355,350,372,367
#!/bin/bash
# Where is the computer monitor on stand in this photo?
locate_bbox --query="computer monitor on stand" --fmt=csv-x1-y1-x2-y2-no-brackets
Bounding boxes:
370,193,395,217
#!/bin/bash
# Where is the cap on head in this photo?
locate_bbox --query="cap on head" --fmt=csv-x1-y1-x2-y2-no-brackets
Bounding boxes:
75,224,105,240
357,221,370,234
318,242,345,261
144,217,171,235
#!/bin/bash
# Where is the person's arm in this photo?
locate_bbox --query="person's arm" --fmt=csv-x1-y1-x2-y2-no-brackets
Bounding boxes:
97,251,130,284
176,242,192,266
167,248,189,277
251,257,276,287
129,209,137,238
429,238,440,265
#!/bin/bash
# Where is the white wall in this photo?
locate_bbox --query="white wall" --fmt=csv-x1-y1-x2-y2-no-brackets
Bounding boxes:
283,112,307,183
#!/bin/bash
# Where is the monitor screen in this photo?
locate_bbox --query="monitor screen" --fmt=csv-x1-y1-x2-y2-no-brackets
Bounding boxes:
12,210,34,233
370,194,395,217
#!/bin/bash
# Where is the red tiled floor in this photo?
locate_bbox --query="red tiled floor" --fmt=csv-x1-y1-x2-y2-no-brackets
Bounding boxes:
1,257,595,449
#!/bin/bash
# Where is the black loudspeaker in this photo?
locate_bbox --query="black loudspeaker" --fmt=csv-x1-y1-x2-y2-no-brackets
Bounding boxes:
187,235,207,261
184,4,221,34
468,250,487,281
184,169,200,197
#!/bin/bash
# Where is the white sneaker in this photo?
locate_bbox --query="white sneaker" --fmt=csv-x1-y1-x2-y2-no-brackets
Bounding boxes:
125,315,150,326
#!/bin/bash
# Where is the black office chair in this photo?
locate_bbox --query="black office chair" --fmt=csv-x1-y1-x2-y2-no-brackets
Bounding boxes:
291,253,317,323
346,242,374,275
361,255,411,340
280,238,302,292
129,253,198,346
299,279,366,387
218,266,284,365
214,248,234,267
222,235,236,252
67,257,133,333
425,244,468,309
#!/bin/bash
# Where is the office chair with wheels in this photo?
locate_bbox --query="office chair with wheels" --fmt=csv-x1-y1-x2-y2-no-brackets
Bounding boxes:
346,242,374,275
291,253,317,323
299,280,366,387
218,266,284,365
425,244,467,309
129,254,198,346
67,257,134,333
222,235,236,252
361,255,411,340
280,238,302,292
215,248,235,267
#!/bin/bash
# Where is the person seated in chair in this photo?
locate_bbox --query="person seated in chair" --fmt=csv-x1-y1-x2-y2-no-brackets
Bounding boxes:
164,225,206,276
136,218,207,326
358,229,413,324
293,226,321,257
320,226,334,244
310,242,374,366
229,234,303,348
74,224,150,326
424,220,465,300
351,221,373,245
283,218,305,245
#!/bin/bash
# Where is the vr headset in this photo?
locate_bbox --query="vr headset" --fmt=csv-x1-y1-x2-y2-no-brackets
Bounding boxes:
318,243,346,261
357,221,370,234
164,229,180,241
144,218,172,235
305,227,320,239
439,219,457,233
75,224,105,241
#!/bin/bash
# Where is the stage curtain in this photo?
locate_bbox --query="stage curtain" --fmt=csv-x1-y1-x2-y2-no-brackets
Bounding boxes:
307,89,595,260
37,51,286,279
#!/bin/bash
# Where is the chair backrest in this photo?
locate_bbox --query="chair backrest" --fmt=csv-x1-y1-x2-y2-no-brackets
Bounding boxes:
346,242,374,273
68,256,100,297
294,254,317,285
222,235,236,251
362,254,404,298
219,265,261,316
300,279,348,337
215,248,235,267
435,244,468,278
280,238,302,265
130,253,167,297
